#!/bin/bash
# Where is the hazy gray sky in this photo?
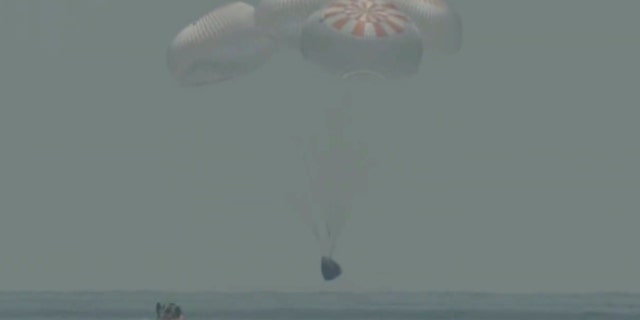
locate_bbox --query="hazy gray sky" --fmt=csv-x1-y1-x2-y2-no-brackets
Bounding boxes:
1,0,639,292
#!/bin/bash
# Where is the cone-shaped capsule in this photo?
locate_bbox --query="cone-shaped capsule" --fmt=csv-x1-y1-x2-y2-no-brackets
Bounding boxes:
167,2,277,86
321,256,342,281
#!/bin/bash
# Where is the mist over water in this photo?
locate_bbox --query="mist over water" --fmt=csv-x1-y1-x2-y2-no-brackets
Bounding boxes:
1,0,639,299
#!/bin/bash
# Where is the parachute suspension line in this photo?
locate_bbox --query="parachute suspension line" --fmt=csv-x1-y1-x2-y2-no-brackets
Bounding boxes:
329,86,352,149
300,145,322,244
307,135,333,256
325,222,332,253
298,83,362,259
290,135,323,246
325,84,356,258
299,137,315,193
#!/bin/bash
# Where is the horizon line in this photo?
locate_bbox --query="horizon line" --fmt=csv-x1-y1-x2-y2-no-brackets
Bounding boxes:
2,289,640,295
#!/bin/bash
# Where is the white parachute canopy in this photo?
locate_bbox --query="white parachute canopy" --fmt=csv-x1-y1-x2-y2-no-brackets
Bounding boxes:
389,0,462,55
254,0,333,49
288,91,373,281
167,1,277,87
299,0,424,80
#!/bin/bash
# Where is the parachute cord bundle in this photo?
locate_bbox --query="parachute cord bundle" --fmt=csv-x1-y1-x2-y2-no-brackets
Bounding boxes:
166,0,462,285
290,83,374,281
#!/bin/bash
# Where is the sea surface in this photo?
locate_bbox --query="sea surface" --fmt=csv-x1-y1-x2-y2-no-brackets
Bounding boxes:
1,292,640,320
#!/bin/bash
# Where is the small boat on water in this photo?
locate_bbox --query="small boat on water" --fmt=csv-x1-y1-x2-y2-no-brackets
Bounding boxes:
156,302,185,320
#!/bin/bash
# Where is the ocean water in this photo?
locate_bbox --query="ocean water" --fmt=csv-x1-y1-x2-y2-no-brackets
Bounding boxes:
1,292,640,320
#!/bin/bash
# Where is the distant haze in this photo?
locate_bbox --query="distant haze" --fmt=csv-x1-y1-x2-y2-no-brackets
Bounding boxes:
0,0,639,292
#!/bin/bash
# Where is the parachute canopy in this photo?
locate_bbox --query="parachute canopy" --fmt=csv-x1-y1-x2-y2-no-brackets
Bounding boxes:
254,0,332,48
299,0,424,80
321,256,342,281
389,0,462,55
167,1,276,86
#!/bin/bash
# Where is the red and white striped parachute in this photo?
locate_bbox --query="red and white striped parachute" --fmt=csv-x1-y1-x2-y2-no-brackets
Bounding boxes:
299,0,424,80
254,0,462,56
167,2,277,87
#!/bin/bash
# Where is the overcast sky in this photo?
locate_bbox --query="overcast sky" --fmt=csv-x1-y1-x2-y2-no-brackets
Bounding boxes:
0,0,639,292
